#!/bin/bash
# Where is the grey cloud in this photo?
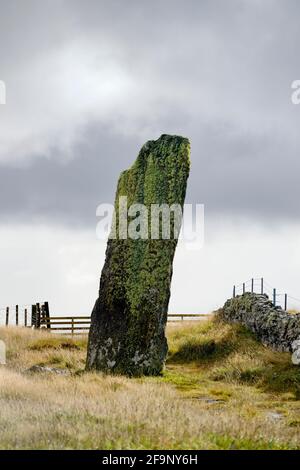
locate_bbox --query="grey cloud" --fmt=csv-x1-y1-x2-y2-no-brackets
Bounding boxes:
0,125,138,226
1,118,300,230
1,0,300,226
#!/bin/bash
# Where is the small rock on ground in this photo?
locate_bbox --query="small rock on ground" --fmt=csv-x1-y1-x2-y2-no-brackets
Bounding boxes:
266,411,283,421
26,365,70,375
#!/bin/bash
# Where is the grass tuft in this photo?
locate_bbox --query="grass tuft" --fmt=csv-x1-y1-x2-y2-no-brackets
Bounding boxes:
28,337,84,351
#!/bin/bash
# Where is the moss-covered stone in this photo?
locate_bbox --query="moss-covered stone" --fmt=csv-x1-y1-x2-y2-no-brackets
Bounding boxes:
219,293,300,356
86,134,190,376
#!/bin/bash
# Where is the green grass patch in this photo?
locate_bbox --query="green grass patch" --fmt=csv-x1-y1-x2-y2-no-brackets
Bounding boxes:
207,433,297,450
28,336,86,351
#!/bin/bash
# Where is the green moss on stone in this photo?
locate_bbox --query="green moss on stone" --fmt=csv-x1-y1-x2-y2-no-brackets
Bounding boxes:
86,135,190,376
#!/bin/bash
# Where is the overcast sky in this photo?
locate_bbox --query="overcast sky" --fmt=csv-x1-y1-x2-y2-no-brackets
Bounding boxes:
1,0,300,317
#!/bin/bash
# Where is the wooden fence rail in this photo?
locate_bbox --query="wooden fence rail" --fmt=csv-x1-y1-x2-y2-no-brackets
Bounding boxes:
46,314,211,335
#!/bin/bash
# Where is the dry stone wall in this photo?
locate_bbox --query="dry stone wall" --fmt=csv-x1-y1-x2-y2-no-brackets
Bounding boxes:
220,293,300,364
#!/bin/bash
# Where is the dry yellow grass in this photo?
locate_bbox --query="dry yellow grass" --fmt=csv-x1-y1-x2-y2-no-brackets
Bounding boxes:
0,321,300,450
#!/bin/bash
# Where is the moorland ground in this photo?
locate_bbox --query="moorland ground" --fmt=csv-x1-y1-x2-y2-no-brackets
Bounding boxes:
0,317,300,450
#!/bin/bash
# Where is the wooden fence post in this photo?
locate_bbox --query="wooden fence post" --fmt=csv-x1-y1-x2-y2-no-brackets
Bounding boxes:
233,285,236,298
284,294,288,311
243,283,245,294
44,302,50,329
36,303,41,328
261,278,264,294
273,288,276,306
40,304,45,326
31,305,36,327
71,317,74,336
5,307,9,326
16,305,18,326
251,278,254,293
24,308,27,327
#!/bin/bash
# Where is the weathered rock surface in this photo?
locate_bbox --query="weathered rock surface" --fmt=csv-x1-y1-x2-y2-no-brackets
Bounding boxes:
86,134,190,376
292,340,300,365
26,365,70,375
220,293,300,360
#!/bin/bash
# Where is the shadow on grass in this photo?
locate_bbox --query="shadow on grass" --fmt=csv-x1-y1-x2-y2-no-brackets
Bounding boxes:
168,336,234,364
257,364,300,397
167,318,300,398
210,349,300,397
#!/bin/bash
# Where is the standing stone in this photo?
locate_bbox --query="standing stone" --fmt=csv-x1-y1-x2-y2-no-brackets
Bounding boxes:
86,134,190,376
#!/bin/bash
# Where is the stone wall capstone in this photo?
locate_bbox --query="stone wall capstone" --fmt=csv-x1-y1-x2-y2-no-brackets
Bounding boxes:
220,293,300,362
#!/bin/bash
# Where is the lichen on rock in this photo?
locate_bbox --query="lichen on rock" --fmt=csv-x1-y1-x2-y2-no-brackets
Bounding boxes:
86,134,190,376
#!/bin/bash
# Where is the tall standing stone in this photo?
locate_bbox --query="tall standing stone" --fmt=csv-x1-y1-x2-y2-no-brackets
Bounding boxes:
86,134,190,376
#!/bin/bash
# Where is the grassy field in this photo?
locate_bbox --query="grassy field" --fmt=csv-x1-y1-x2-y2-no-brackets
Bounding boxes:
0,317,300,450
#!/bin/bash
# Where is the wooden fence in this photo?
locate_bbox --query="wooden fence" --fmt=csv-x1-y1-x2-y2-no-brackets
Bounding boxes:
47,313,210,335
48,316,90,335
0,303,210,335
1,302,50,328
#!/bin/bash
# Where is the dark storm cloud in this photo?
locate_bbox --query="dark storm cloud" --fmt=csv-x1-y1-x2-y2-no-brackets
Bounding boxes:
0,126,138,226
1,0,300,226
